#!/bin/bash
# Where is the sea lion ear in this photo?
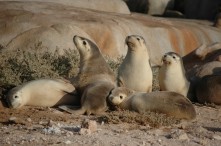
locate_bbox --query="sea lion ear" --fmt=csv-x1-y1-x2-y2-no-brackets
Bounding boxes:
128,88,135,95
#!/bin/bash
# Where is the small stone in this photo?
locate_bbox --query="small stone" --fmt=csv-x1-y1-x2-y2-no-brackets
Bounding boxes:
66,131,73,137
9,117,17,122
64,140,72,144
79,128,91,135
27,118,32,122
81,119,97,133
178,133,189,140
47,120,54,127
169,130,189,141
213,135,221,140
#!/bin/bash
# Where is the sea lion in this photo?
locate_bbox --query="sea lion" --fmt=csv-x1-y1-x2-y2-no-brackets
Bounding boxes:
6,79,80,108
59,35,116,115
108,87,196,120
196,75,221,105
117,35,153,92
159,52,190,97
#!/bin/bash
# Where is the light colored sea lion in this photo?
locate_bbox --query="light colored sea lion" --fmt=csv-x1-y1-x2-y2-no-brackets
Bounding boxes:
196,75,221,105
108,87,196,120
6,79,80,108
117,35,153,92
59,35,116,115
159,52,190,97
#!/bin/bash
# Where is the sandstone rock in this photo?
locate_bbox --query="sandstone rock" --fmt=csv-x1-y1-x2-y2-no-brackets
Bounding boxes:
148,0,172,15
81,119,97,133
79,128,92,135
0,1,221,66
1,0,130,14
169,130,189,141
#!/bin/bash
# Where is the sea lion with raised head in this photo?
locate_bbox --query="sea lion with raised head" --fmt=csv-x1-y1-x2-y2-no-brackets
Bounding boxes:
59,35,116,115
117,35,153,92
159,52,190,97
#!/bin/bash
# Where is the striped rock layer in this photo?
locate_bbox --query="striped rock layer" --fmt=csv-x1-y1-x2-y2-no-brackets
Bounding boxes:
0,1,221,65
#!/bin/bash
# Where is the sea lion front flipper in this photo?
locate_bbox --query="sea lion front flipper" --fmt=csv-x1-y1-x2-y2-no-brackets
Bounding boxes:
58,105,85,115
117,77,125,87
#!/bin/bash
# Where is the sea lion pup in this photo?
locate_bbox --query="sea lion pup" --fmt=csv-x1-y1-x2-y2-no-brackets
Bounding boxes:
159,52,190,97
108,87,196,120
117,35,153,92
6,79,80,108
196,75,221,105
59,35,116,115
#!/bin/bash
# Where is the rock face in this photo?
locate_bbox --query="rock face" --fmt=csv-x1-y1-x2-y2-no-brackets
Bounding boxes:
184,0,221,20
0,1,221,65
0,0,130,14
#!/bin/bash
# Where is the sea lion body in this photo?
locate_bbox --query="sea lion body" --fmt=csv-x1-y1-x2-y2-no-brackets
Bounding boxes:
108,87,196,120
6,79,79,108
196,75,221,105
59,35,116,115
118,35,153,92
159,52,190,96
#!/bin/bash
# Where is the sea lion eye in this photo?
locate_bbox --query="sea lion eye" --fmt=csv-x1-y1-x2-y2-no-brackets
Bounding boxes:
137,38,140,41
120,95,123,99
83,40,87,45
14,95,18,99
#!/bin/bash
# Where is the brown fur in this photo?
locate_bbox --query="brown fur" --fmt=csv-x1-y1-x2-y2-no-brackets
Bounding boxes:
108,87,196,120
196,75,221,105
59,35,116,115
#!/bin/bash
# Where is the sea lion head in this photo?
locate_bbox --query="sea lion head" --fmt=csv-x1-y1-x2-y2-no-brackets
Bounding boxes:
73,35,100,60
161,52,182,66
108,87,134,105
6,87,23,108
125,35,146,51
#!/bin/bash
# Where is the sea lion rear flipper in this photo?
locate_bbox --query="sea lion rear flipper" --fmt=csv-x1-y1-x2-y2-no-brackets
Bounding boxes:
117,77,125,87
58,105,85,115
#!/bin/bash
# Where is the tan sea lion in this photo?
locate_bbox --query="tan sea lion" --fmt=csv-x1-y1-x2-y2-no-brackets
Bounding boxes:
6,79,80,108
59,35,116,115
117,35,153,92
159,52,190,97
108,87,196,120
196,75,221,105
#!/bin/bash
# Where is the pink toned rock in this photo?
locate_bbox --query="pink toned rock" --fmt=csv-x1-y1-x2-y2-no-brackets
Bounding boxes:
79,128,92,135
0,1,221,66
81,119,97,133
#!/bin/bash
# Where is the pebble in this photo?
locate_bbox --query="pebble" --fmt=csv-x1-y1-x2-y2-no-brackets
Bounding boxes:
79,128,92,135
168,130,189,141
9,117,17,122
64,140,72,144
81,119,97,133
27,118,32,122
66,131,73,137
213,135,221,140
178,133,189,140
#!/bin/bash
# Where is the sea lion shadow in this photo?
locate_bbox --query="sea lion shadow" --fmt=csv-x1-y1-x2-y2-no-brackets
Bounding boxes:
54,92,81,108
212,67,221,75
204,127,221,132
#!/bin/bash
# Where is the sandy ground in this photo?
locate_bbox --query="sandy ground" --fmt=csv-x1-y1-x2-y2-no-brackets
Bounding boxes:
0,103,221,146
